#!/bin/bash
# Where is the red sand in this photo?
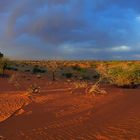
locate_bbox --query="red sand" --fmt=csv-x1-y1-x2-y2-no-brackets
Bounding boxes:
0,72,140,140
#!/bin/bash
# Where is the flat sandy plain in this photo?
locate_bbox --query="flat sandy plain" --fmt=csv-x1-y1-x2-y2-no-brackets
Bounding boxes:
0,70,140,140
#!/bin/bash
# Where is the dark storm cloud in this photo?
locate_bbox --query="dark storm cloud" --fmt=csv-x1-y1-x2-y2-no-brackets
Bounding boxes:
0,0,140,59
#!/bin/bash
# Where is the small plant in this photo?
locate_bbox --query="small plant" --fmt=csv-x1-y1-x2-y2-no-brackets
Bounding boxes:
62,72,73,79
32,66,46,74
72,65,86,73
28,84,40,95
73,81,88,89
82,75,90,80
25,69,31,72
86,79,107,95
0,57,9,76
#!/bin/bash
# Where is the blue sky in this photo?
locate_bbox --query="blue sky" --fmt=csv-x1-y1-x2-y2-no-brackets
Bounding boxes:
0,0,140,60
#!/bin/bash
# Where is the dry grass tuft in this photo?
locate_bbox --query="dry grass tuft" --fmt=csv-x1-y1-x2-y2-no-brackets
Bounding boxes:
72,81,88,89
86,82,107,96
27,84,40,95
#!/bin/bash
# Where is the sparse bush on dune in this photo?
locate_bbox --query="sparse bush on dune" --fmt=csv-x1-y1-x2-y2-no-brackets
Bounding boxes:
97,63,140,88
86,77,107,95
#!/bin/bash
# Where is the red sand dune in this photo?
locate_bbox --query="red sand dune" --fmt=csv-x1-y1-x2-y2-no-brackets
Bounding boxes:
0,73,140,140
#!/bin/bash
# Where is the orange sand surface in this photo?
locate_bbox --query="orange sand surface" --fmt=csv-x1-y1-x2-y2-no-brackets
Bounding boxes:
0,72,140,140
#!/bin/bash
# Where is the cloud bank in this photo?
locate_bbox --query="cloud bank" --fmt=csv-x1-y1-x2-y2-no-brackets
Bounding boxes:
0,0,140,60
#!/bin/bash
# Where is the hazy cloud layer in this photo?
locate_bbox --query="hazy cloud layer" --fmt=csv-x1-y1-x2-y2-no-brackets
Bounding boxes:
0,0,140,59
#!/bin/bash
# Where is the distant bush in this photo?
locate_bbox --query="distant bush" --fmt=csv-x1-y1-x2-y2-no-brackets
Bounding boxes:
82,75,90,80
62,72,73,79
72,65,86,73
0,57,9,75
92,72,100,79
32,66,46,74
25,69,31,72
97,64,140,88
28,84,40,94
6,66,18,71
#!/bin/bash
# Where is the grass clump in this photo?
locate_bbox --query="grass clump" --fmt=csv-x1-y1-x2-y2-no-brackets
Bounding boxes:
0,57,9,75
97,64,140,88
28,84,40,95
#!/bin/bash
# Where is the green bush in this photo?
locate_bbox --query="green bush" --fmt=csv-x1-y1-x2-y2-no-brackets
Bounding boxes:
97,64,140,88
32,66,46,74
72,65,86,73
62,72,73,79
0,58,9,75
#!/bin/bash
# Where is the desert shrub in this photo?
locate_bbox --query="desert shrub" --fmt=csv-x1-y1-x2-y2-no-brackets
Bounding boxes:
25,69,31,72
86,83,107,95
6,66,18,71
32,66,46,74
97,64,140,88
90,63,97,68
82,75,90,80
73,81,88,89
72,65,86,73
28,84,40,94
92,72,100,79
0,57,9,75
63,72,73,79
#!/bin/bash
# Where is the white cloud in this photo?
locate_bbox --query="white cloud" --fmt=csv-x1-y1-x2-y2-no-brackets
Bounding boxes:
111,45,131,52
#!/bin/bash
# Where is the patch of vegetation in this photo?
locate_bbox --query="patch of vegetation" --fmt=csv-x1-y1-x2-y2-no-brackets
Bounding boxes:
82,75,90,80
28,84,40,94
72,65,86,73
92,73,100,79
25,69,31,72
32,66,46,74
0,55,9,75
73,81,88,89
62,72,73,79
6,66,18,71
97,64,140,88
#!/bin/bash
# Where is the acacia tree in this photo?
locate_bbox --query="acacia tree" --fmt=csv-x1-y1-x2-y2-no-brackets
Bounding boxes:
49,60,58,81
51,60,57,81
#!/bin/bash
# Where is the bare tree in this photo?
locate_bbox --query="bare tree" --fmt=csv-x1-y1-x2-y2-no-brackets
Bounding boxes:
49,60,58,81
